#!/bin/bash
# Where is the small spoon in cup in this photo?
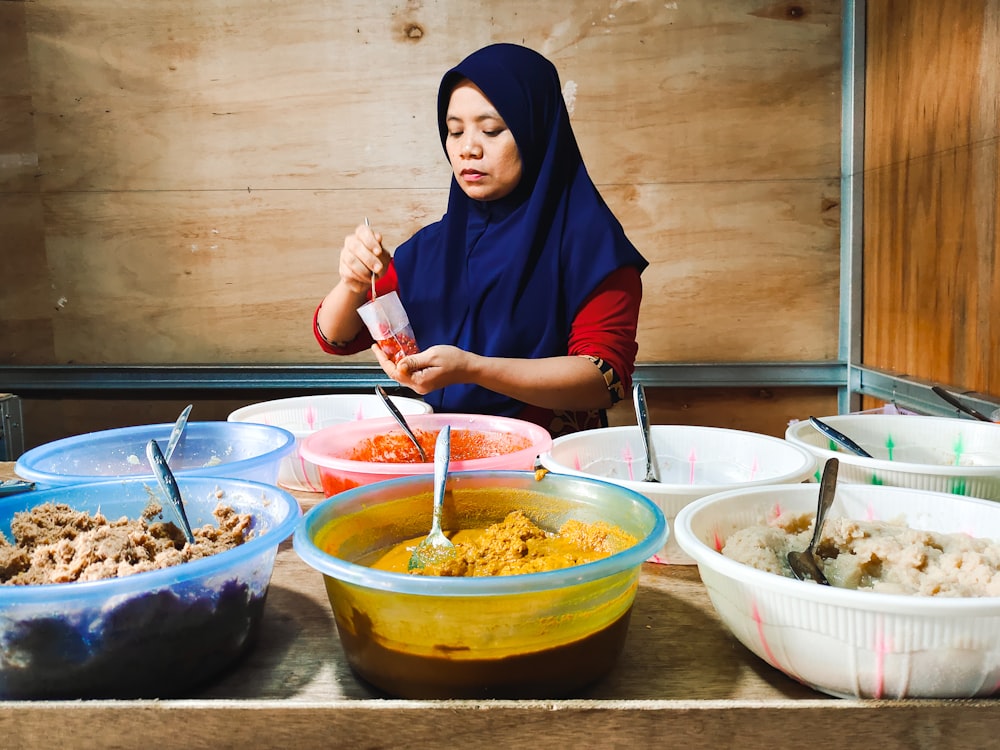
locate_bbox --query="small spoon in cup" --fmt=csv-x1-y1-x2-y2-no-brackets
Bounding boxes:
787,457,839,585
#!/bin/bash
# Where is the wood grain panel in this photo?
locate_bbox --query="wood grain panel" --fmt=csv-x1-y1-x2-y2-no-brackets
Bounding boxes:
0,0,36,193
864,0,1000,396
628,180,841,362
1,1,844,384
23,178,839,365
22,1,841,191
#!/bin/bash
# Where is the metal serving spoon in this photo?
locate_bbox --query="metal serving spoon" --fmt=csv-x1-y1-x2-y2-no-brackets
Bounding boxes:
0,478,35,496
931,386,995,423
375,385,427,462
809,416,873,458
164,404,193,464
146,438,196,545
407,425,456,571
632,382,659,482
787,457,839,585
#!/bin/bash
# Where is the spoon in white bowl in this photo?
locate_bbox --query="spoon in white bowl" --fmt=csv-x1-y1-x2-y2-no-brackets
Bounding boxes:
632,383,659,482
147,438,196,545
787,457,838,585
376,385,427,462
407,426,456,571
809,416,872,458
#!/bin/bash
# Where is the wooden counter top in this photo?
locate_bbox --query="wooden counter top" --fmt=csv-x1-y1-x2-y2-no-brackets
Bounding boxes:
0,462,996,749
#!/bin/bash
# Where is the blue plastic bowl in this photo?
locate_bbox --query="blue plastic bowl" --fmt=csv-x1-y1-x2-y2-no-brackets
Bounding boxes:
0,475,300,699
14,421,296,489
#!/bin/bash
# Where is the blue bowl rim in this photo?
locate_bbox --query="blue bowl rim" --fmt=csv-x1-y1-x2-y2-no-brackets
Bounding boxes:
14,421,297,486
0,475,301,603
293,469,668,596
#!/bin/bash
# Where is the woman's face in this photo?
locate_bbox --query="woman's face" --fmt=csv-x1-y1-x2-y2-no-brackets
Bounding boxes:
445,80,522,201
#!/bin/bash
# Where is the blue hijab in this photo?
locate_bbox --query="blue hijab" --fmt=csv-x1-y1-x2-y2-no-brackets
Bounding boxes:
393,43,647,416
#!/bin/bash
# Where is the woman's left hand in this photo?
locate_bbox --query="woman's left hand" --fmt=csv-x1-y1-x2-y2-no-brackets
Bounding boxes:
372,344,472,395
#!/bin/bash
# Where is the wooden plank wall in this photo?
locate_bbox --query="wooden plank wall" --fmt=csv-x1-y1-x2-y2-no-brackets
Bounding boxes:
0,1,844,445
864,0,1000,398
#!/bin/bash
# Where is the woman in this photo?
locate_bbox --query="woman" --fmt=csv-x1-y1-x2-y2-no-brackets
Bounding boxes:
314,43,647,436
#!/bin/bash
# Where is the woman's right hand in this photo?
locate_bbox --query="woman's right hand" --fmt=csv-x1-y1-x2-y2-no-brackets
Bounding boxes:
338,222,386,295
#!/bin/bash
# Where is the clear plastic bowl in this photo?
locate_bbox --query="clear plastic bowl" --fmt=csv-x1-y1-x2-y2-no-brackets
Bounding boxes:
785,414,1000,499
300,413,552,496
293,470,667,698
227,393,432,492
0,475,300,699
14,421,296,489
538,425,816,564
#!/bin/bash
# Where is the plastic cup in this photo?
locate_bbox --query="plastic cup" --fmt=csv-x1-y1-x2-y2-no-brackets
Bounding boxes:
357,291,420,363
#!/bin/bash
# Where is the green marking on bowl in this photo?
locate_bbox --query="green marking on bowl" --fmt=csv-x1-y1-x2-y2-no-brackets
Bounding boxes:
870,474,884,485
885,434,895,461
952,478,967,496
953,433,965,466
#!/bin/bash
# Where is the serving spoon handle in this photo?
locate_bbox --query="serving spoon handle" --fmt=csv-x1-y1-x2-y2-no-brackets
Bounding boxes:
376,385,427,462
633,383,659,482
787,457,839,585
147,439,196,545
809,416,873,458
931,386,995,423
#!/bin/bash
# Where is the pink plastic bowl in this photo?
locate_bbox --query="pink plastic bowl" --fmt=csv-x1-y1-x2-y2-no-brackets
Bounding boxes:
300,413,552,496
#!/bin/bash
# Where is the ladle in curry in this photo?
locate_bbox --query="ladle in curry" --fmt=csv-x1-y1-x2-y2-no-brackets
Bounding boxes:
146,438,196,545
632,382,659,482
375,384,427,462
931,386,995,423
407,425,456,571
787,457,839,585
809,416,872,458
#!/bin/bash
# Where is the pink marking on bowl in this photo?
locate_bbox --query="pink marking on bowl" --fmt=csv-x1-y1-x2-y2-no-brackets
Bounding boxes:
621,444,634,481
712,528,725,553
751,600,780,668
304,406,317,431
353,404,365,421
865,502,877,520
297,454,322,492
573,453,582,471
688,448,698,484
750,456,759,481
873,620,890,699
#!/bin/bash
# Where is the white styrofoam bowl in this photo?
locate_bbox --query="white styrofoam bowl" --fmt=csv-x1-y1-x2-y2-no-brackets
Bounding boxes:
228,393,432,492
785,414,1000,499
675,482,1000,699
537,425,816,564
